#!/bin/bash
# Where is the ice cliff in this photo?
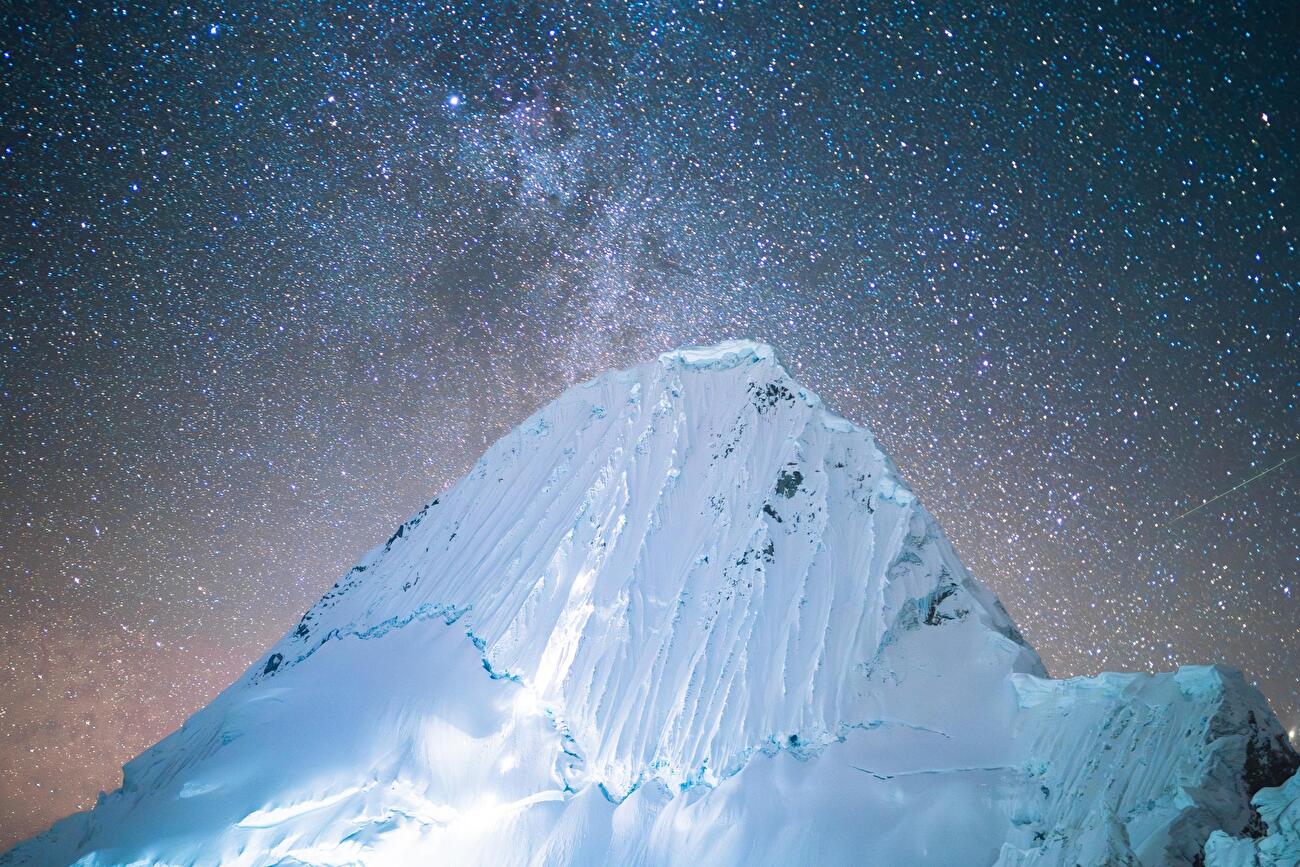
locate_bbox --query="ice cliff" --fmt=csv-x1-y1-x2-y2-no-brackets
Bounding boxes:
5,340,1295,866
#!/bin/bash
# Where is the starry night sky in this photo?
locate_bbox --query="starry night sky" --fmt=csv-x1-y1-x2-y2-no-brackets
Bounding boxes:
2,0,1297,848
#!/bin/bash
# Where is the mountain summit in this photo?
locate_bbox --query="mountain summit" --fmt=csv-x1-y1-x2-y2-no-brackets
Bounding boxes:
6,341,1297,866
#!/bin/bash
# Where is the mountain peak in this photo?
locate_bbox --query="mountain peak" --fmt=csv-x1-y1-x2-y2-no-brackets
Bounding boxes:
653,338,830,418
6,344,1296,867
657,338,779,371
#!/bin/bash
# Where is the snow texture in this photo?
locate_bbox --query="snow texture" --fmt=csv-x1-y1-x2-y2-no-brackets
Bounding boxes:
4,340,1296,866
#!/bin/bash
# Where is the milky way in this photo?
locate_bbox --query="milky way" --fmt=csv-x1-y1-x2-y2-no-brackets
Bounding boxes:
1,0,1296,847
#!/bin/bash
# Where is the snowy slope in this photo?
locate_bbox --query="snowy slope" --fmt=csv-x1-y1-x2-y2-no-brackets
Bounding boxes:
5,340,1295,867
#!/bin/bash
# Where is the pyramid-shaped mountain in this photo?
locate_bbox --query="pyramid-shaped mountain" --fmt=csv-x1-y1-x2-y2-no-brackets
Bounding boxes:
5,341,1297,866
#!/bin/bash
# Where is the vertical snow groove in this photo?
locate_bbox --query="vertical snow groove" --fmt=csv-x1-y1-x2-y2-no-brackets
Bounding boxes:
254,348,1023,801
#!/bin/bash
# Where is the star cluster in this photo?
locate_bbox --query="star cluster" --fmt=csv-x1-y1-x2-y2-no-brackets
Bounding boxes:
1,0,1296,848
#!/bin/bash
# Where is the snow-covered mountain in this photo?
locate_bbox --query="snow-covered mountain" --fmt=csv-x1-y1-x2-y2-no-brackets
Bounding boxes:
6,340,1296,866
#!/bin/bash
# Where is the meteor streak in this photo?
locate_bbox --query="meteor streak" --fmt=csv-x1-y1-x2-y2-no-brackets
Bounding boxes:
1163,448,1298,527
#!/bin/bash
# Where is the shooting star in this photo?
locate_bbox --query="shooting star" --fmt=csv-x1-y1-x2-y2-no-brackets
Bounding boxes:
1162,448,1298,528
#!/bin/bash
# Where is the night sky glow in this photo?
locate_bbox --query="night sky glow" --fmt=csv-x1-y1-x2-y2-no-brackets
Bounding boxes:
1,0,1297,848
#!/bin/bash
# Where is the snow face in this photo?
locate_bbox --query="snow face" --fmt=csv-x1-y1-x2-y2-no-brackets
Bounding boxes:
4,341,1295,867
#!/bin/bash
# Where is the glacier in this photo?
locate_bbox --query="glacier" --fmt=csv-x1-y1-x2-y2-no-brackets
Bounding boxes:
4,340,1296,867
